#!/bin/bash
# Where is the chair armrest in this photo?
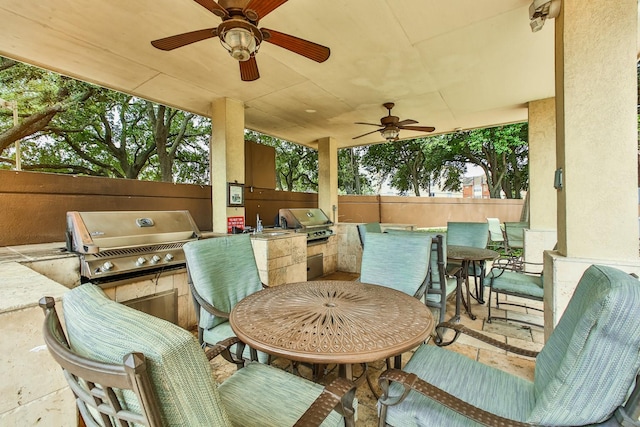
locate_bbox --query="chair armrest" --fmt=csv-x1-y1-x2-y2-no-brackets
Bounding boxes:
433,322,539,358
204,336,246,369
293,377,357,427
189,279,230,318
378,369,535,427
489,258,543,277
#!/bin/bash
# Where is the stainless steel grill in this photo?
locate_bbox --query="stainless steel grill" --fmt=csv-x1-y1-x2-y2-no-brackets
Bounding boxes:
66,210,200,283
278,208,333,243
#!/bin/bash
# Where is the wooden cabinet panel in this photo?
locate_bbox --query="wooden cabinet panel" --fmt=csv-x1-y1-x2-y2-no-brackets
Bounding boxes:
245,140,276,189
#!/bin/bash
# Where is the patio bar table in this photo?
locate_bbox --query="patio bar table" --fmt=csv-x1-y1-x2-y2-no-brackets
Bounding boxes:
447,245,499,320
230,280,434,384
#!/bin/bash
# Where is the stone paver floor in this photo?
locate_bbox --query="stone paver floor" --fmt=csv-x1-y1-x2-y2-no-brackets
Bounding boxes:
207,272,544,425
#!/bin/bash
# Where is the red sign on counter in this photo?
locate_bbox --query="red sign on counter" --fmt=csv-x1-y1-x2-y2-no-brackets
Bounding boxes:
227,216,245,233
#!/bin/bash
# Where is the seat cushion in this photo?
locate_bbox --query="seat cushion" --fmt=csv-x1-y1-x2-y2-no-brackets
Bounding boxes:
531,265,640,425
490,270,543,299
425,277,458,303
63,284,232,427
218,362,350,427
383,344,535,427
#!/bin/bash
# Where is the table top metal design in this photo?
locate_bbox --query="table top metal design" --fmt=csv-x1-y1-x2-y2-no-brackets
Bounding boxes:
230,280,434,365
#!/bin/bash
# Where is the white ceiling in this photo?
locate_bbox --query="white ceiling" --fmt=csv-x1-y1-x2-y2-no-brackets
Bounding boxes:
0,0,557,148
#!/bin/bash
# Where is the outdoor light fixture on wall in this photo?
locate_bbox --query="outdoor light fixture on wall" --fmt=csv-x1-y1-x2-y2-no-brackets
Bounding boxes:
529,0,561,32
554,168,563,190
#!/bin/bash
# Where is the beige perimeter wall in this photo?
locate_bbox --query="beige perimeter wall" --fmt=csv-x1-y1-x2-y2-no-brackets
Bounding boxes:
1,170,525,246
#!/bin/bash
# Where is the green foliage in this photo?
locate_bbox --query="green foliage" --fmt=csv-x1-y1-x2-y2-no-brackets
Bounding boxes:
0,57,211,183
338,147,372,194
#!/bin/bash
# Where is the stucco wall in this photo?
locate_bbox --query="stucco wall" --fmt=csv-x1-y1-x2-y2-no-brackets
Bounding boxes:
1,170,525,246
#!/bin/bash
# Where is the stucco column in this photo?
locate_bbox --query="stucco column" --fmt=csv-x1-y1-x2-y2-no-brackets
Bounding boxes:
526,98,557,264
210,98,245,233
545,0,640,337
317,137,338,224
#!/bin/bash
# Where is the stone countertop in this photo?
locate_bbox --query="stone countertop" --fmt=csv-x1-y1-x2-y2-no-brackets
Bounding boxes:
0,261,69,314
200,230,302,241
0,242,73,265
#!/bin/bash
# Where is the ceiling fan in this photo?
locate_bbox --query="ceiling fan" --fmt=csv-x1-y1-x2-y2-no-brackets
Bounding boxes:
353,102,435,142
150,0,330,82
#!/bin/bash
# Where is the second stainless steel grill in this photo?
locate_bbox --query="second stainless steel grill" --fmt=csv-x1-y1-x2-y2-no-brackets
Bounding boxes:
278,208,333,243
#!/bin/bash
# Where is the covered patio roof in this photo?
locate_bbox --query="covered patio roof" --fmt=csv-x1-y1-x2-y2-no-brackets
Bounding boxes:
0,0,559,148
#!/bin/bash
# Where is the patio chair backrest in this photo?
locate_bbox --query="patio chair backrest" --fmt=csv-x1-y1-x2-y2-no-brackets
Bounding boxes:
62,283,233,426
486,217,504,242
357,222,382,247
184,234,262,330
530,265,640,425
360,231,432,298
504,221,528,250
446,222,489,249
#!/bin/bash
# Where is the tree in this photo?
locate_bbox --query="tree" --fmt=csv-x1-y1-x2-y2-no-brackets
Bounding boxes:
0,57,93,155
361,139,433,196
1,56,211,183
338,147,371,194
434,124,529,198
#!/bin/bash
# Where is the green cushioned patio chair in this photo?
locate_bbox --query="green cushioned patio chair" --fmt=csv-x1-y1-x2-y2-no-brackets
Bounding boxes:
384,230,461,323
360,231,432,299
486,258,544,327
486,217,505,250
357,222,382,248
40,284,356,427
503,221,529,267
424,233,460,324
377,265,640,427
184,234,268,363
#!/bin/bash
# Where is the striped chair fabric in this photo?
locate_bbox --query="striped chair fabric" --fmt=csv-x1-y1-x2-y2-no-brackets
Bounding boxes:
359,231,432,298
63,283,347,427
184,234,268,362
382,265,640,426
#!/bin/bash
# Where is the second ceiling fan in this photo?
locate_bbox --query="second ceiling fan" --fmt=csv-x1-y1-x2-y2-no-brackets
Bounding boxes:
353,103,435,142
151,0,330,81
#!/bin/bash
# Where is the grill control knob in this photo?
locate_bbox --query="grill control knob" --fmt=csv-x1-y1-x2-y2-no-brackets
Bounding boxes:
165,253,174,262
150,255,161,265
101,261,114,272
136,257,147,266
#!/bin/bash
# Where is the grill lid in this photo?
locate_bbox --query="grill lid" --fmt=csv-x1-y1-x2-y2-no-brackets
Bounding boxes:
278,208,333,230
67,210,200,254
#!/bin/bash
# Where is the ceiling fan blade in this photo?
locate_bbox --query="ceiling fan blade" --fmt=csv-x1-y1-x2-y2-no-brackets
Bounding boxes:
355,122,383,127
352,129,383,139
151,28,218,51
193,0,228,18
396,119,418,127
398,125,436,132
239,57,260,81
261,28,330,63
244,0,287,21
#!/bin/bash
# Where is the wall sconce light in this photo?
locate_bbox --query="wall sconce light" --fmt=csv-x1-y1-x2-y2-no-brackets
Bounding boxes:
554,168,563,190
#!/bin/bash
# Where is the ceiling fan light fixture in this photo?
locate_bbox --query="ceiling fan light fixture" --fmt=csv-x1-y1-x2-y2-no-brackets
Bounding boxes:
381,128,399,141
218,20,262,62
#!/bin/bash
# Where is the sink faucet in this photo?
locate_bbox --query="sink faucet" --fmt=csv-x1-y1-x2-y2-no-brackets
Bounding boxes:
256,214,263,233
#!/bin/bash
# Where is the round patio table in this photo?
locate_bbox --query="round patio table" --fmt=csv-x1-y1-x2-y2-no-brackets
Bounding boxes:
447,245,499,320
230,280,434,382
